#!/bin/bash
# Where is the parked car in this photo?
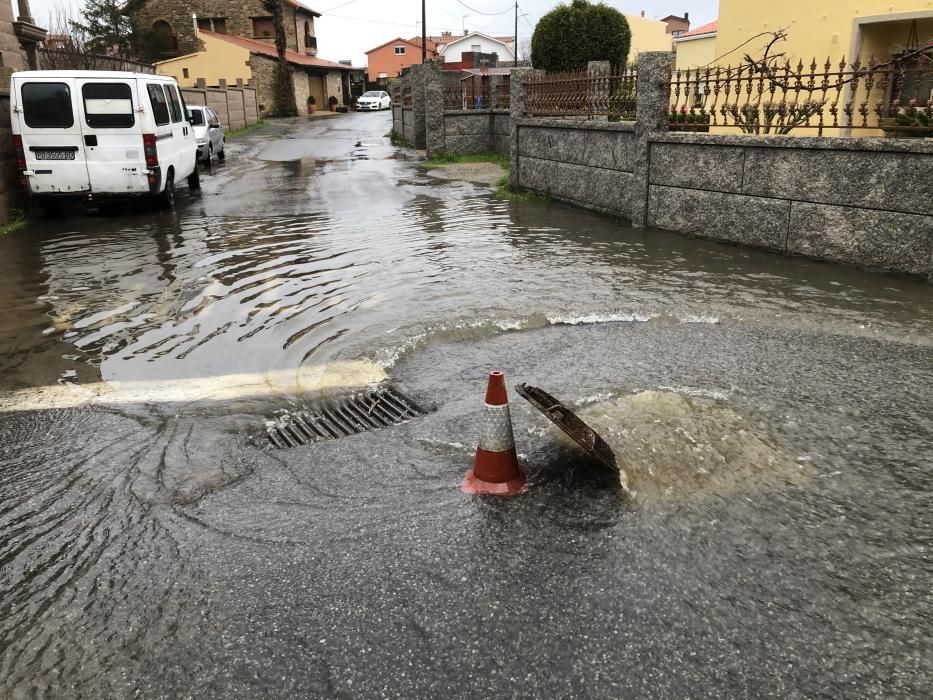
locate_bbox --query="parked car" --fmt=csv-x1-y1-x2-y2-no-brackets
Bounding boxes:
356,90,391,111
10,70,200,214
188,105,226,164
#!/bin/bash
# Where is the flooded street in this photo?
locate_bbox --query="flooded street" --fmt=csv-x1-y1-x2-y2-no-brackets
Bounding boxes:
1,112,931,697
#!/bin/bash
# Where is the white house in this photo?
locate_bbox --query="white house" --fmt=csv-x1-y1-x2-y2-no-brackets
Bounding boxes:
435,31,515,62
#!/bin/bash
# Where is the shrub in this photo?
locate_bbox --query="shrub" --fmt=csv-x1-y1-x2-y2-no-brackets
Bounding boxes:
531,0,631,71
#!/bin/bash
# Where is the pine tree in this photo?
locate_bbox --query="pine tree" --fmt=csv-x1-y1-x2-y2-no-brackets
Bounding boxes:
70,0,133,58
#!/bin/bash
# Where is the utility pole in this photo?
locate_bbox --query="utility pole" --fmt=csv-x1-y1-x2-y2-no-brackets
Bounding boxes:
514,2,518,62
421,0,426,63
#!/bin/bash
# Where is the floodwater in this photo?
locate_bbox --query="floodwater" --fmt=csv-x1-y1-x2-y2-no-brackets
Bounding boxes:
0,113,931,697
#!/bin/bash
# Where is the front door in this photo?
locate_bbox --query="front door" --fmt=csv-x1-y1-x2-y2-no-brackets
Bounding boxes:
14,78,91,194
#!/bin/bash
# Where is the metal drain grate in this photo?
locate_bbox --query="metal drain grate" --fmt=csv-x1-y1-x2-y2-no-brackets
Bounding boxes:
266,385,428,448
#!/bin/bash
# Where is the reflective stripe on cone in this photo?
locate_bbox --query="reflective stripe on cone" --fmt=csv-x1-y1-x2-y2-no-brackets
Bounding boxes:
461,370,527,496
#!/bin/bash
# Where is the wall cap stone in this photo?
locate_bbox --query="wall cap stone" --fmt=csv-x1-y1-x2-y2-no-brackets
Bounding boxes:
516,117,635,132
651,131,933,154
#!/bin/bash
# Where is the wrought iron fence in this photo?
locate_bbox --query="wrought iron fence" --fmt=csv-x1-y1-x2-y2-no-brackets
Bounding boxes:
524,66,637,120
442,74,510,110
669,49,933,136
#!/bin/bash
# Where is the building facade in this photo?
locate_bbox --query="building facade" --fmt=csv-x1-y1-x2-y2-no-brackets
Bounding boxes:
365,37,437,82
155,30,352,115
673,20,717,69
124,0,320,59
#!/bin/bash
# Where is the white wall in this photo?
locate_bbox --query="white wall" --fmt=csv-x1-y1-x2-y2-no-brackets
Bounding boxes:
440,34,515,62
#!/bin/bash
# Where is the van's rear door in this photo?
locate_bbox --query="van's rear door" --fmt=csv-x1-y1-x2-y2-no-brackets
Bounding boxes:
76,78,147,194
13,77,91,194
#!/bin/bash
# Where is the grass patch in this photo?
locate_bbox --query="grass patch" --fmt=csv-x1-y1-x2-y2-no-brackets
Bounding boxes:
387,130,410,147
225,120,266,139
0,209,29,236
420,151,510,169
493,173,548,202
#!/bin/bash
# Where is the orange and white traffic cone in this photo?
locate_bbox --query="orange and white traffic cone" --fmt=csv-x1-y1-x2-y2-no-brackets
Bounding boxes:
461,370,527,496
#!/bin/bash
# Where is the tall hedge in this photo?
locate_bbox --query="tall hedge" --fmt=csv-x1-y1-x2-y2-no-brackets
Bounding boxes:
531,0,631,71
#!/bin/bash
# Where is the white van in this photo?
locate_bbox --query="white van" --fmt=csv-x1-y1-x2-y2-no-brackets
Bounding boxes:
10,70,200,213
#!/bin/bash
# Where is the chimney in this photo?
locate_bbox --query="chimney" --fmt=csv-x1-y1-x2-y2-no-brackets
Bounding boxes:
640,10,645,17
685,12,689,20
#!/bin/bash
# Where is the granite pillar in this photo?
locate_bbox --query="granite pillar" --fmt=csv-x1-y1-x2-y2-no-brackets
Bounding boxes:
630,51,673,228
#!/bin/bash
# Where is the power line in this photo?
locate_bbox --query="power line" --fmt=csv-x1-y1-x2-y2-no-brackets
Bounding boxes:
321,0,359,11
455,0,513,17
327,12,421,28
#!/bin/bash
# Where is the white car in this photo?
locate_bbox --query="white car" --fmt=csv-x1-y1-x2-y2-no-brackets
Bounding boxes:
356,90,391,111
10,70,199,213
189,105,225,164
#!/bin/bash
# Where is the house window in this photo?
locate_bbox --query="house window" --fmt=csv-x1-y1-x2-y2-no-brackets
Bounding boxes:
152,20,178,53
182,67,189,79
304,21,313,48
471,44,481,52
394,45,405,55
252,17,274,39
671,29,684,37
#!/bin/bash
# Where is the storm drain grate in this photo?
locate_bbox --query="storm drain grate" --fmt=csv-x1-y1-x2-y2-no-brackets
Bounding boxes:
266,385,429,448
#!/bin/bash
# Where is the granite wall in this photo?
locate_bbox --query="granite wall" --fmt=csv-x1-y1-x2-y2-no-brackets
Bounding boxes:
646,134,933,275
507,51,933,277
438,111,511,155
515,119,636,219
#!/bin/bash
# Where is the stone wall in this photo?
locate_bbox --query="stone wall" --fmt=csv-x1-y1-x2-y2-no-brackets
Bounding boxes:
324,72,343,106
646,134,933,275
515,119,636,219
0,1,29,222
438,111,511,155
506,51,933,277
247,54,340,115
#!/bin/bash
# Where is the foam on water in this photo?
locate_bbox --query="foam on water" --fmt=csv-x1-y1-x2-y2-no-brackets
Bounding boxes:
568,390,804,506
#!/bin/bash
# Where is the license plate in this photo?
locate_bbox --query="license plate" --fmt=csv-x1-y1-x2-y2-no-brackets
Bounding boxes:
34,150,75,160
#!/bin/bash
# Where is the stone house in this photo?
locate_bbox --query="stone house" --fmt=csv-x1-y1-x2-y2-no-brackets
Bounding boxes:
124,0,320,59
155,30,352,114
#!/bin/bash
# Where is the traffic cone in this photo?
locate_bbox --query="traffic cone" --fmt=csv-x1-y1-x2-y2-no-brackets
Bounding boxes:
461,370,527,496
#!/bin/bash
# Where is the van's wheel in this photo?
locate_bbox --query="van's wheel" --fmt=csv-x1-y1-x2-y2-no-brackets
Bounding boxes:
217,142,225,161
187,167,201,192
158,170,176,210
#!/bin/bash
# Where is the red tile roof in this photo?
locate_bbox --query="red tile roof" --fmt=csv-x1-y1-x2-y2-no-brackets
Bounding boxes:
674,20,718,40
426,33,514,46
365,36,438,55
202,31,352,70
288,0,321,17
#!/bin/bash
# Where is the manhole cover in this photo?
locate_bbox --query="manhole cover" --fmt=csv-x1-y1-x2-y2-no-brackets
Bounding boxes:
266,385,429,448
515,383,624,481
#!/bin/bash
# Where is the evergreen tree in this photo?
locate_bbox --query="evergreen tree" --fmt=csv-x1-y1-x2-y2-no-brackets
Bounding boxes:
70,0,133,58
531,0,631,72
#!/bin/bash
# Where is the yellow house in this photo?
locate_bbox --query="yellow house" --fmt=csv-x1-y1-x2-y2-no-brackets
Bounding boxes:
155,32,250,88
673,20,718,69
623,13,674,59
716,0,933,69
676,2,933,135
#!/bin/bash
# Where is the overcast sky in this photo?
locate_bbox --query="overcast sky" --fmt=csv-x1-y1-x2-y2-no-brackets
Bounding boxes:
27,0,719,67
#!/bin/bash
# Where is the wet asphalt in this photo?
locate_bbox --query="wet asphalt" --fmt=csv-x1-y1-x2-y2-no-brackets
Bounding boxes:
0,112,932,698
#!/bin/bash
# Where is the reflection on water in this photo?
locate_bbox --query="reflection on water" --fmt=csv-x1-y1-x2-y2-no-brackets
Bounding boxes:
1,188,931,399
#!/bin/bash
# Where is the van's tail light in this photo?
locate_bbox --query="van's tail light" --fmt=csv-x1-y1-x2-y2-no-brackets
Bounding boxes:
143,133,158,167
12,135,25,170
